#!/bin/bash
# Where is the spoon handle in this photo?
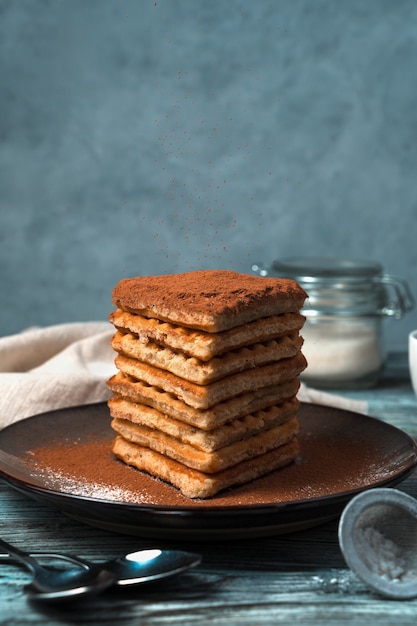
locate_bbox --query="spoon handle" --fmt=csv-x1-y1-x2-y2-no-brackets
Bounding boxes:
0,550,90,569
0,538,41,574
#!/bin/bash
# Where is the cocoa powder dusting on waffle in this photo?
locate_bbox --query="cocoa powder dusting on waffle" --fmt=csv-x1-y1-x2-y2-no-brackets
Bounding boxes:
112,270,307,332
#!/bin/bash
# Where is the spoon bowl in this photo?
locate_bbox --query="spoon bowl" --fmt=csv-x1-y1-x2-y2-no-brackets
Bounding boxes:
100,548,202,586
338,488,417,600
24,563,114,602
0,538,114,602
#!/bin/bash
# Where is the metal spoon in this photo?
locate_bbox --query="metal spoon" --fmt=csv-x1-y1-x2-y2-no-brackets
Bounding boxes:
0,546,202,587
338,488,417,600
0,537,115,602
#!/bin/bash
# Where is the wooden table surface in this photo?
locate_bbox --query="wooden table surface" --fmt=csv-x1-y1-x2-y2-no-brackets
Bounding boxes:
1,352,417,625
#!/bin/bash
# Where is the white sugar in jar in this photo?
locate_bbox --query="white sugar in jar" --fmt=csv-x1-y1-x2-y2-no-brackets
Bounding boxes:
300,316,383,387
253,258,415,389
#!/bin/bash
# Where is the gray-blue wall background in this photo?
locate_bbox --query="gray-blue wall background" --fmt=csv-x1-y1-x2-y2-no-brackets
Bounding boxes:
1,0,416,350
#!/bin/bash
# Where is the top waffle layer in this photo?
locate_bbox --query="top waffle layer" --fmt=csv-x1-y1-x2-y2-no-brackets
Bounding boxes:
112,269,307,332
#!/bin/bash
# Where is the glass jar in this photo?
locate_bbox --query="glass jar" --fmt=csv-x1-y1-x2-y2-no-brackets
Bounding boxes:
252,257,415,389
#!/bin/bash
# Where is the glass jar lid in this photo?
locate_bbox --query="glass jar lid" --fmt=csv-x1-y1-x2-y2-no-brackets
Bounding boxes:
270,257,383,283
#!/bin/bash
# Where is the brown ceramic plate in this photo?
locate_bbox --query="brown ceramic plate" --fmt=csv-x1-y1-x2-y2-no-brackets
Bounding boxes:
0,402,416,539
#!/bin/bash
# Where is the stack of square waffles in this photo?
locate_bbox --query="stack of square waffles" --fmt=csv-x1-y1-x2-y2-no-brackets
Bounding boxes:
107,269,307,499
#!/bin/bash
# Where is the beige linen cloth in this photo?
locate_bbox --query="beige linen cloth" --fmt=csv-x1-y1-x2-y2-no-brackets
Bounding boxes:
0,322,367,430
